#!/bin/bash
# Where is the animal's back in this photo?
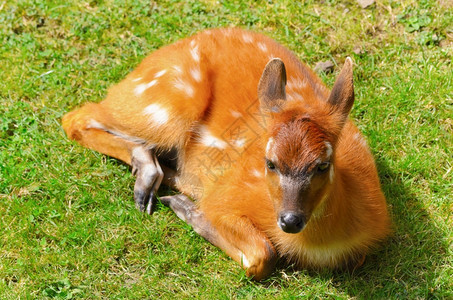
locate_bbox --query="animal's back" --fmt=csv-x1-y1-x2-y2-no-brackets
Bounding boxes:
79,28,328,197
136,28,330,197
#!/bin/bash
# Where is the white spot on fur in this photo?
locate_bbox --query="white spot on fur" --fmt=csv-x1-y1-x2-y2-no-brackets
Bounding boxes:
190,44,200,62
325,141,332,158
251,169,262,178
174,77,194,97
173,65,183,74
132,146,153,163
288,91,303,101
354,132,368,148
134,80,158,96
199,125,227,149
233,138,246,148
134,84,147,96
88,119,147,144
245,182,254,188
87,119,106,130
143,103,169,125
268,54,277,61
230,110,243,118
258,42,268,52
154,69,167,78
132,77,142,82
190,67,202,82
266,138,274,155
242,33,253,43
240,252,250,268
222,28,233,36
287,77,307,91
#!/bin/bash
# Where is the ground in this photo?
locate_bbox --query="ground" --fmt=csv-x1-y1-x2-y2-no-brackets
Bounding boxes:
0,0,452,298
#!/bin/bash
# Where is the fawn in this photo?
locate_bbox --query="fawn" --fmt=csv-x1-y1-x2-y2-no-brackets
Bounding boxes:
62,28,390,280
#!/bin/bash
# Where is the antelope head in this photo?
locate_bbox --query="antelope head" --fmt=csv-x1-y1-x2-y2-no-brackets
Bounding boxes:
258,58,354,234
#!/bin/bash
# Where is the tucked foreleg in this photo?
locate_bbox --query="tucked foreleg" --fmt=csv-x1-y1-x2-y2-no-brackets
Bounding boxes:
131,146,164,214
160,194,277,280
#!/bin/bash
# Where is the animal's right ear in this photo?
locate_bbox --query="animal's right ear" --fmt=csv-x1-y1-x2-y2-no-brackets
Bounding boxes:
258,58,287,112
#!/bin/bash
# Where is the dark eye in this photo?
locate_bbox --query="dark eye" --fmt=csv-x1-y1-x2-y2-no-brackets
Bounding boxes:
266,160,276,171
317,162,330,173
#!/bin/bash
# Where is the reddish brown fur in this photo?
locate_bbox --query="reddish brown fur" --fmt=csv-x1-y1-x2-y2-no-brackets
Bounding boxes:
62,28,391,280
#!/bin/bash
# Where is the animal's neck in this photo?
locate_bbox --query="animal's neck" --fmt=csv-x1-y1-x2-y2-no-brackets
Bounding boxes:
302,165,352,246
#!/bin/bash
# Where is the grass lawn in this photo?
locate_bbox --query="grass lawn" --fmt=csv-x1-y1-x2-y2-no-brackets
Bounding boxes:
1,0,452,298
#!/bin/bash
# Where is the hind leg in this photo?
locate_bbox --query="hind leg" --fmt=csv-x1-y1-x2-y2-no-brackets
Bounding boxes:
62,104,174,213
62,105,138,164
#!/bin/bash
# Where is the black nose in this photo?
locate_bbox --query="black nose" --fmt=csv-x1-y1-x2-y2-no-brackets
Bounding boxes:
278,211,305,234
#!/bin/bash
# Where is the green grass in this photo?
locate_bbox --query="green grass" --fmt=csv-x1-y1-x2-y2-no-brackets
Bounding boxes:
1,0,452,298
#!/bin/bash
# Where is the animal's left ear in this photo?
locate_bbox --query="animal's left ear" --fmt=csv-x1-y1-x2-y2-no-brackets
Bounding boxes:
258,58,287,112
327,57,355,122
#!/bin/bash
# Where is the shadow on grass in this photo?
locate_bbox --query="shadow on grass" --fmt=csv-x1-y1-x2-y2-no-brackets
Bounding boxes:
123,154,449,298
270,157,451,298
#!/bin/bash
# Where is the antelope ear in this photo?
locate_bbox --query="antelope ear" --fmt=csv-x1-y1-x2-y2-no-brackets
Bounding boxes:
258,58,287,112
328,57,355,120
